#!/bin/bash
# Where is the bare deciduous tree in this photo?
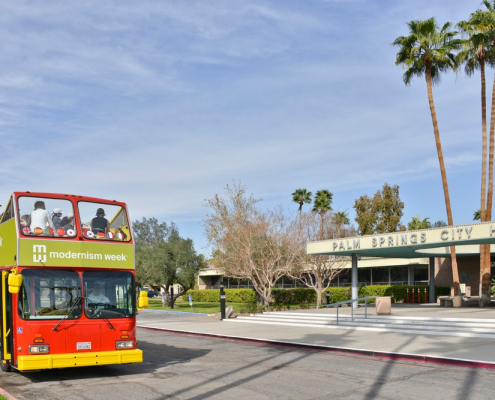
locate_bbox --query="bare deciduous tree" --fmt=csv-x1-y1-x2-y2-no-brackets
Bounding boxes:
204,183,301,307
291,212,347,308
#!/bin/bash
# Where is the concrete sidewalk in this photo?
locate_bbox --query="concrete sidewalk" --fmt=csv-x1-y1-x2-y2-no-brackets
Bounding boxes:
137,304,495,369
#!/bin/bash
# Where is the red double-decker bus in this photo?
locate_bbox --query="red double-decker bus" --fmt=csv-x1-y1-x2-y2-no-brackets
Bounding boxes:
0,191,148,372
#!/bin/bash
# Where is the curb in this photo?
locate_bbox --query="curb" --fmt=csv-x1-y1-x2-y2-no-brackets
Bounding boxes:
141,309,211,316
0,386,18,400
137,325,495,370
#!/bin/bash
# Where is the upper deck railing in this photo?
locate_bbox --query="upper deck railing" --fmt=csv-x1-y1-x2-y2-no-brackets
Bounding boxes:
0,192,134,270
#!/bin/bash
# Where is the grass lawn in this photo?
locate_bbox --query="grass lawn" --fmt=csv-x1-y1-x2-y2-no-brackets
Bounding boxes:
146,297,248,314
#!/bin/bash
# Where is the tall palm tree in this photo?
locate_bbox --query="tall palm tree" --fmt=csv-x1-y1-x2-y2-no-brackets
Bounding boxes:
457,8,495,302
393,17,462,295
481,1,495,225
477,1,495,300
312,190,333,239
333,211,350,238
292,189,312,228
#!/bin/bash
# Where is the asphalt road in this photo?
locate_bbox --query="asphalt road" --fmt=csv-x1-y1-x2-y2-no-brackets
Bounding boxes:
0,328,493,400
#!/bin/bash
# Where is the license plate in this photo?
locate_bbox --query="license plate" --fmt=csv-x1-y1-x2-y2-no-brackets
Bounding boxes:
77,342,91,350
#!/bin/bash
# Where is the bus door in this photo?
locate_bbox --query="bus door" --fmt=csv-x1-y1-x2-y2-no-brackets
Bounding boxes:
0,271,13,371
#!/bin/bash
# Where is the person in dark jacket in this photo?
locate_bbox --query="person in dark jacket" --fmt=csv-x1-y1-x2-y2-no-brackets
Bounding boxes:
63,215,76,235
52,208,63,229
91,208,110,235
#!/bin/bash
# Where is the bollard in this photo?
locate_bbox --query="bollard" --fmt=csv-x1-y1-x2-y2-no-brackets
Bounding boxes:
170,287,174,309
424,287,427,303
220,284,226,320
412,287,415,303
326,292,330,305
406,287,409,303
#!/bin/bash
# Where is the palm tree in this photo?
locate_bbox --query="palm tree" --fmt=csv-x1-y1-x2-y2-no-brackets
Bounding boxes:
333,211,350,238
477,0,495,301
474,209,481,221
312,190,333,239
292,189,312,228
407,215,431,230
393,17,462,295
457,7,495,302
480,1,495,226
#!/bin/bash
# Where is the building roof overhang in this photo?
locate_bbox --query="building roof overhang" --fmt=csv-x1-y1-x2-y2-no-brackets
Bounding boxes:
307,221,495,258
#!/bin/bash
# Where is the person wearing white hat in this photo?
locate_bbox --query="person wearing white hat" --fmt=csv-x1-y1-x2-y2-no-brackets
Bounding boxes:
52,208,63,229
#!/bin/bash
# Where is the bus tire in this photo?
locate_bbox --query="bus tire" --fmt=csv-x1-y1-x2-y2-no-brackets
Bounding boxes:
1,362,11,372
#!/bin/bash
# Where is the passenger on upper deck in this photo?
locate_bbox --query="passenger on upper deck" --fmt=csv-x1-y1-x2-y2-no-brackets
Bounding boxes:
20,214,30,227
52,208,63,229
63,214,76,235
91,208,110,235
30,201,56,233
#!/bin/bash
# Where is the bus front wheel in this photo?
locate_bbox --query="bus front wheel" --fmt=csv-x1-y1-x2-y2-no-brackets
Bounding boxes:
1,362,11,372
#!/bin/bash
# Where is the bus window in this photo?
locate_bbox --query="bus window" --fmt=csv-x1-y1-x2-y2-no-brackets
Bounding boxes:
83,271,135,319
0,197,14,224
17,197,77,238
78,201,131,242
19,269,82,320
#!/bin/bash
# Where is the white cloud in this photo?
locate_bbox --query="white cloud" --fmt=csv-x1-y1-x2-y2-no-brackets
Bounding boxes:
0,0,489,254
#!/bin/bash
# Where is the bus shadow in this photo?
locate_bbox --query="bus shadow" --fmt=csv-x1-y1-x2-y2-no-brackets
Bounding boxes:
18,340,210,383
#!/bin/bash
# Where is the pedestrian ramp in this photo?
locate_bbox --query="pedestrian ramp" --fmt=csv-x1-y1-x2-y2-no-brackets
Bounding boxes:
223,312,495,338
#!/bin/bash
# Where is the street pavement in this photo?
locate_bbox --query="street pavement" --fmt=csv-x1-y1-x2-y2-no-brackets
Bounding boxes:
137,303,495,369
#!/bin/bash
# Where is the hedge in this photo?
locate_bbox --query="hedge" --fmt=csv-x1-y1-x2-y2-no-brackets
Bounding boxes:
186,285,451,306
185,289,256,303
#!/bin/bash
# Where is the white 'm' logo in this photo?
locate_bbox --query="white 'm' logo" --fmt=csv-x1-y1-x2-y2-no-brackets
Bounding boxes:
33,245,47,263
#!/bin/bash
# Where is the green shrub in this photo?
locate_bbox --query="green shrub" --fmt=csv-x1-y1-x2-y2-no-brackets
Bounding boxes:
187,285,451,307
239,302,264,313
185,289,256,303
271,288,316,305
324,287,351,303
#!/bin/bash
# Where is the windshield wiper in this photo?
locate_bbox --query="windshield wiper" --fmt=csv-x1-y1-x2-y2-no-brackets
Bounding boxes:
52,296,82,332
85,298,115,329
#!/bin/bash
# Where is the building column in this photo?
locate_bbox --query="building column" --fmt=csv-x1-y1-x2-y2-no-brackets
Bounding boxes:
352,253,358,309
429,257,436,303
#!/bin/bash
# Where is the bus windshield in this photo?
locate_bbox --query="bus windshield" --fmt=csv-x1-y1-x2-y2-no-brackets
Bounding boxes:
83,271,135,319
78,201,131,242
18,196,77,238
19,269,82,320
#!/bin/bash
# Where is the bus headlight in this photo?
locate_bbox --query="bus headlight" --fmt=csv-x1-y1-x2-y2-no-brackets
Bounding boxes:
116,341,133,349
29,345,50,354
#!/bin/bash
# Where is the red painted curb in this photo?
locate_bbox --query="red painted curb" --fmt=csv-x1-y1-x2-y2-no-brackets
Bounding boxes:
0,386,18,400
138,325,495,370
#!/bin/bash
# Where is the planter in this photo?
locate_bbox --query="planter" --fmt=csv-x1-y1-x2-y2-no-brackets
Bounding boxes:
376,296,391,315
453,295,462,308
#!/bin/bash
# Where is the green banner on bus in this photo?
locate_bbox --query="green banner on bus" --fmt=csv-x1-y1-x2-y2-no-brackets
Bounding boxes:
19,239,134,269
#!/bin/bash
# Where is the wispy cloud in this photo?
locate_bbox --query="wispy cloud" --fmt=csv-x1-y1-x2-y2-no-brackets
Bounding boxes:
0,0,486,253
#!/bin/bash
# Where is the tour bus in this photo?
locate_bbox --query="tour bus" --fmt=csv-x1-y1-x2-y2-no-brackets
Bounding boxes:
0,191,148,372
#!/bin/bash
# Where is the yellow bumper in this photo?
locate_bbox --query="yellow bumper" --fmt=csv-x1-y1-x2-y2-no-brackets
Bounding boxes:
17,349,143,372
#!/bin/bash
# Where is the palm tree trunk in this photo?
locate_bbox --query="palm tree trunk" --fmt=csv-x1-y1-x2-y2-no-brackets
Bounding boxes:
481,60,488,222
425,68,460,295
319,212,324,240
482,63,495,300
479,61,491,302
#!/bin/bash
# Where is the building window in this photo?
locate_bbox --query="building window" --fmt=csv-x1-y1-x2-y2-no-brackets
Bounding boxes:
414,266,428,285
372,267,389,285
391,267,408,285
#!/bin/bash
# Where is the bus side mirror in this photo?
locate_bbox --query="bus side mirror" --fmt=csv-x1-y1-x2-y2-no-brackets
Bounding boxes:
8,272,23,294
138,291,148,309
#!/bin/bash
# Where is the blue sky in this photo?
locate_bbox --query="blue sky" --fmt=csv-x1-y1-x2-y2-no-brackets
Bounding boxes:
0,0,489,256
